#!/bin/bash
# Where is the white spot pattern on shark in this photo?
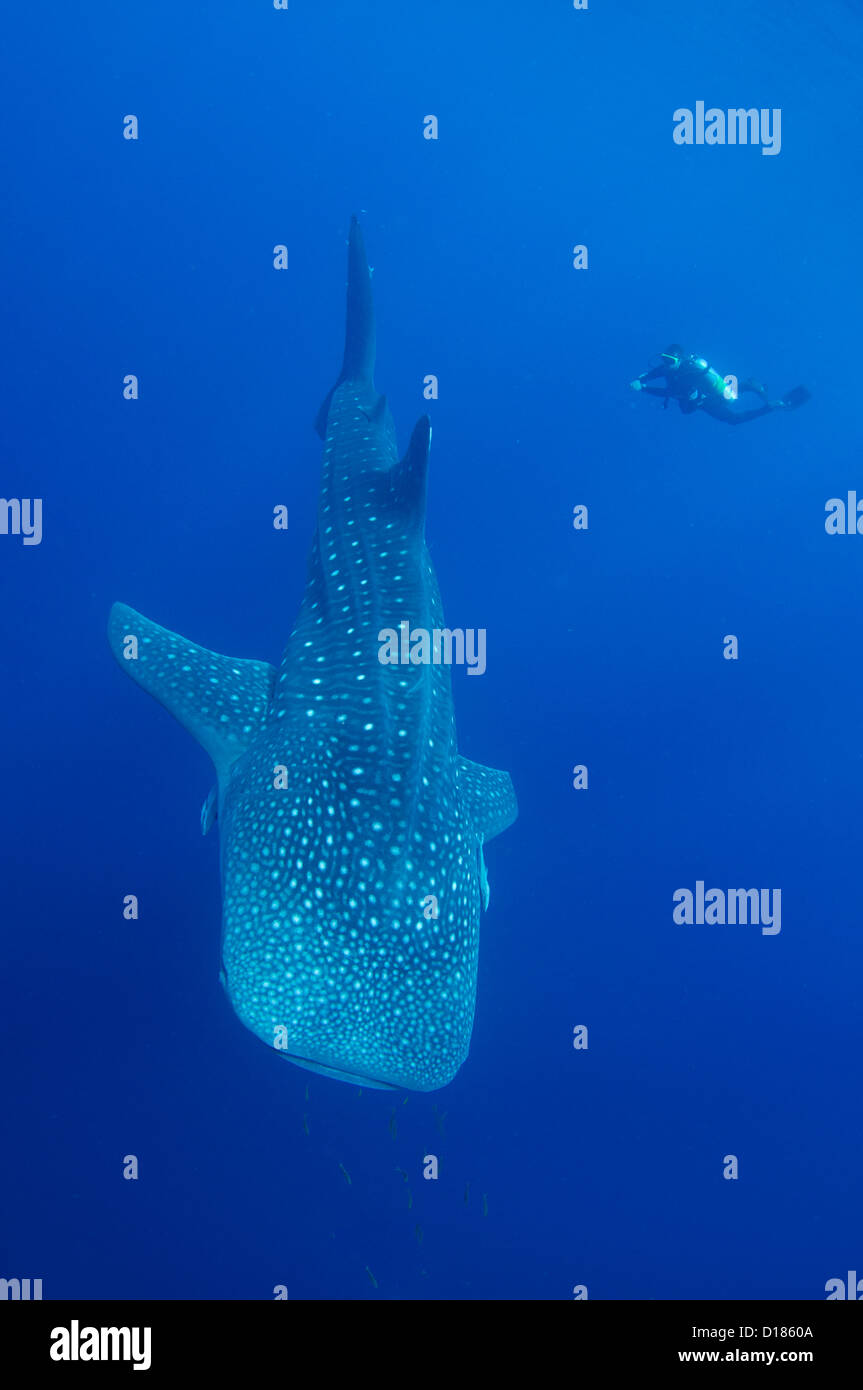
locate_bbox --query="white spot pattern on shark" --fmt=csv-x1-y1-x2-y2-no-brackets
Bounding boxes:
108,218,516,1091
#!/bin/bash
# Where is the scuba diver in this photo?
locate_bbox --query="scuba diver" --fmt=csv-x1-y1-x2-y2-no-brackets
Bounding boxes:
630,345,810,425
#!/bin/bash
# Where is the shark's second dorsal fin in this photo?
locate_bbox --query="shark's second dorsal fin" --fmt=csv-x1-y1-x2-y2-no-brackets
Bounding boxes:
456,755,518,843
108,603,276,779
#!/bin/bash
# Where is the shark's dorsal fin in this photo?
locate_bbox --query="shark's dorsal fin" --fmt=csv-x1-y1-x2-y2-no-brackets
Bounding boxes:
108,602,275,778
388,415,431,520
456,755,518,842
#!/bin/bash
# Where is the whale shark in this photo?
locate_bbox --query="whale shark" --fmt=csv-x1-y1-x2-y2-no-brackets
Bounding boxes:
108,217,517,1091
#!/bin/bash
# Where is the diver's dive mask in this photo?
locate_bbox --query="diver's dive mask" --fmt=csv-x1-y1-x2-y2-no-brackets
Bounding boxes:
650,347,683,370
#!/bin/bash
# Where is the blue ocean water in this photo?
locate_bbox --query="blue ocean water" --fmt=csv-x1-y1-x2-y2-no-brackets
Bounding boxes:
2,0,861,1300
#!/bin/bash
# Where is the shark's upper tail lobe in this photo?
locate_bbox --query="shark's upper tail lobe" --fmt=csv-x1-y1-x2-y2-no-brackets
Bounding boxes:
315,215,376,437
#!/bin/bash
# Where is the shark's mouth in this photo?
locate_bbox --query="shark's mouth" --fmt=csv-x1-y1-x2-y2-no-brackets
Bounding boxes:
282,1050,401,1091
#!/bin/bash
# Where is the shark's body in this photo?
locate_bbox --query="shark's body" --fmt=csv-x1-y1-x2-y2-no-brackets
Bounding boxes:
109,218,516,1091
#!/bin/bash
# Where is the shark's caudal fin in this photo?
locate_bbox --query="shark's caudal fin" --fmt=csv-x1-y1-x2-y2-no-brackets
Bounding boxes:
456,755,518,842
342,214,376,384
107,602,276,779
315,215,376,438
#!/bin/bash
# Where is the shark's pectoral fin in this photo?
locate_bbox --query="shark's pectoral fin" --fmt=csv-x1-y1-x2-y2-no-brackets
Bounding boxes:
361,393,388,424
201,784,218,836
478,841,490,911
314,384,337,439
456,754,518,842
459,757,515,913
108,602,276,778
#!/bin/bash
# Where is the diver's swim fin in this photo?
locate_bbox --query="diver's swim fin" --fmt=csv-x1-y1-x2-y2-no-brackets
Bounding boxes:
777,385,811,411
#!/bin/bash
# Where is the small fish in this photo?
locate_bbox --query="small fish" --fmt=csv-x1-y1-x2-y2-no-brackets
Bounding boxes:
415,1223,423,1244
402,1096,409,1105
356,1088,362,1098
365,1266,378,1288
339,1162,352,1186
434,1109,447,1137
395,1166,409,1183
407,1190,413,1210
302,1113,310,1137
388,1107,397,1140
464,1182,470,1205
482,1193,488,1218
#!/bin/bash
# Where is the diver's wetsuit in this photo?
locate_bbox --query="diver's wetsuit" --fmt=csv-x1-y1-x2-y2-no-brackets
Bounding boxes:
632,351,809,426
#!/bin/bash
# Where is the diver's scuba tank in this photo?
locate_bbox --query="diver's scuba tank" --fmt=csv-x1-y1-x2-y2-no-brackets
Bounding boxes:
700,363,731,398
675,354,729,401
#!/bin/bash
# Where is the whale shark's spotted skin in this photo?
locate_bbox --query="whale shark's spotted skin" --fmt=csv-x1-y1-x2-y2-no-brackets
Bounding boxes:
109,219,516,1091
